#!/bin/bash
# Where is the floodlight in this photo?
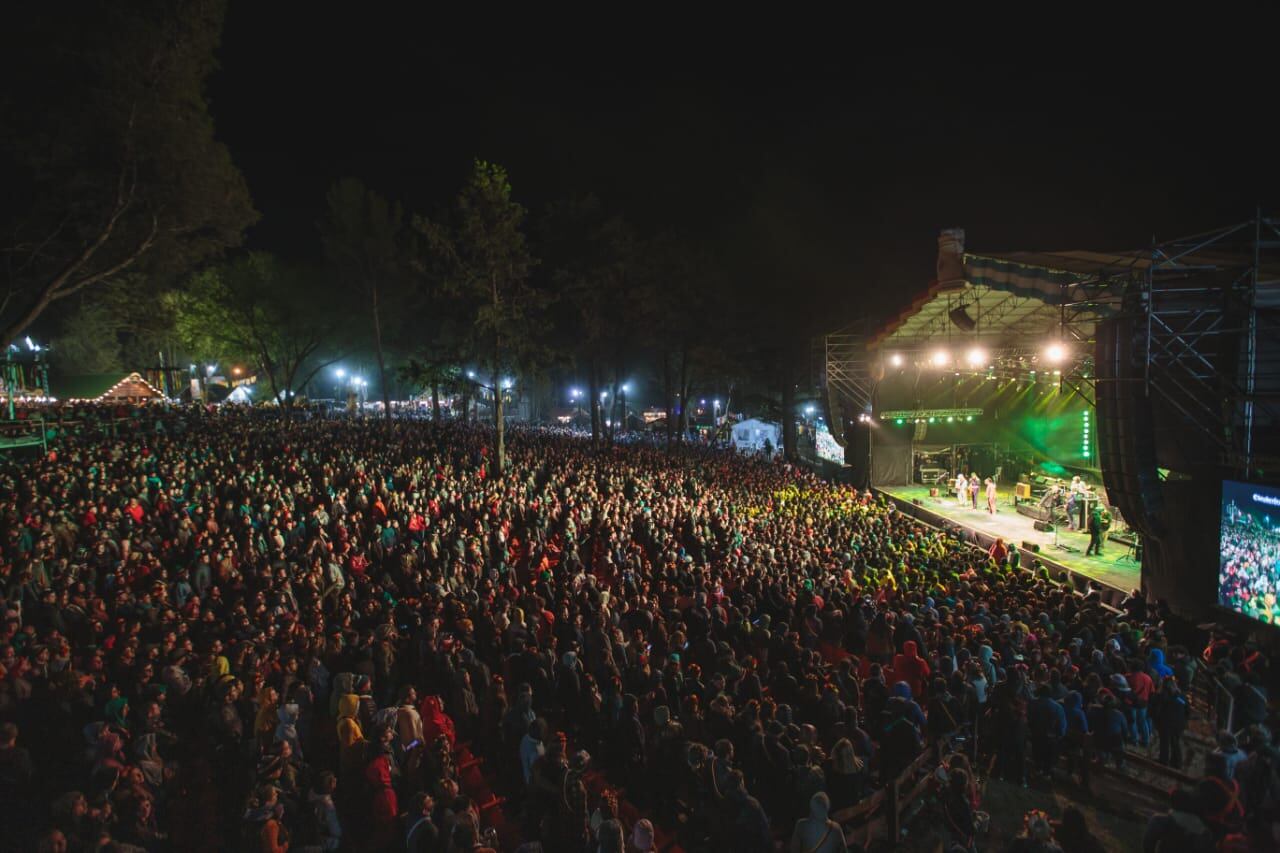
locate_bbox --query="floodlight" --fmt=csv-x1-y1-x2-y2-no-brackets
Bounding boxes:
1045,342,1068,364
930,350,950,368
965,347,987,368
889,353,904,367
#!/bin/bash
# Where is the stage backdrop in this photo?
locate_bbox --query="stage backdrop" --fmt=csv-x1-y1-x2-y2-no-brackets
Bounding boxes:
874,372,1096,482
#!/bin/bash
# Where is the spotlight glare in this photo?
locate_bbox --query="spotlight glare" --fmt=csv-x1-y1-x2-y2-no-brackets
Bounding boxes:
930,349,950,368
889,353,904,367
1045,342,1068,364
965,347,987,368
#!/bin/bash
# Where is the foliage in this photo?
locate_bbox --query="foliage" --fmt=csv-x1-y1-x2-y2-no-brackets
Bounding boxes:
175,253,346,411
414,161,542,468
321,178,409,417
0,1,256,347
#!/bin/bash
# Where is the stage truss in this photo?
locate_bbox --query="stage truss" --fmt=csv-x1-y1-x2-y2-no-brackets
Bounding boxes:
824,215,1280,476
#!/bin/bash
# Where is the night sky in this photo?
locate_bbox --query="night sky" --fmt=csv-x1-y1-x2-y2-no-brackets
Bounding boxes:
210,10,1280,330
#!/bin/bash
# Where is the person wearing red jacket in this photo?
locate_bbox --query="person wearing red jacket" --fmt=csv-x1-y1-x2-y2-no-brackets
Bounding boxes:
1128,663,1154,747
892,640,931,699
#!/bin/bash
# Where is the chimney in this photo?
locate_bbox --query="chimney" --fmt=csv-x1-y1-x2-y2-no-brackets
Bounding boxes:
937,228,966,288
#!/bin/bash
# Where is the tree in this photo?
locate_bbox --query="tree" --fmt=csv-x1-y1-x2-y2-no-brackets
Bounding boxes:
321,178,408,420
175,253,345,417
416,161,538,472
540,195,640,446
0,1,256,348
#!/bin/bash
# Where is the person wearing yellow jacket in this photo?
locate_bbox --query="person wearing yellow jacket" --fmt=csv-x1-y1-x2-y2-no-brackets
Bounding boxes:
335,694,365,777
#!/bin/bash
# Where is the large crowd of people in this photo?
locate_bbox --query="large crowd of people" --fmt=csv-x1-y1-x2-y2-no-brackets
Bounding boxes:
0,406,1276,852
1219,503,1280,626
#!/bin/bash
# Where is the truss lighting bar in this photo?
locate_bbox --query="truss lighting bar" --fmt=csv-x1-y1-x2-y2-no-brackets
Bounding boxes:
879,407,983,422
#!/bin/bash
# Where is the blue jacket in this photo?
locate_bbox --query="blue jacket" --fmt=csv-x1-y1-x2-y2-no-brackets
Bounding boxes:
1148,648,1174,680
1063,691,1089,734
1029,695,1068,738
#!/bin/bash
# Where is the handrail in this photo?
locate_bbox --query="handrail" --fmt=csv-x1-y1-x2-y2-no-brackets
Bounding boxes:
832,744,937,842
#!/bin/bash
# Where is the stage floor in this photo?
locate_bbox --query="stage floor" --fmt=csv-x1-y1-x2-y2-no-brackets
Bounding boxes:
878,484,1141,593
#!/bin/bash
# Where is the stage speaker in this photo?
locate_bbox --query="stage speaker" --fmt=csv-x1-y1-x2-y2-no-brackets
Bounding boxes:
912,498,923,506
1015,482,1032,500
1021,540,1036,550
949,305,977,332
1033,520,1055,532
928,487,939,497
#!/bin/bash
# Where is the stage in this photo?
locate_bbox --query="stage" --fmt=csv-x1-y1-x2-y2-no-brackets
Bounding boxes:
877,484,1141,594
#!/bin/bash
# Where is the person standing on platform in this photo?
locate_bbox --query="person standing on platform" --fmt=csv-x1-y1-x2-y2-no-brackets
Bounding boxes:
1085,504,1107,556
956,473,968,506
985,478,998,514
969,473,980,508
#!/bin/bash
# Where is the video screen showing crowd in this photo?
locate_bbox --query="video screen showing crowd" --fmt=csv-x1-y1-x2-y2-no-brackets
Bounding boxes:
1220,480,1280,626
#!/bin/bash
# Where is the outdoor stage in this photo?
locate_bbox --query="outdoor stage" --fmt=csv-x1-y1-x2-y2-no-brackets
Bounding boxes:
877,484,1141,594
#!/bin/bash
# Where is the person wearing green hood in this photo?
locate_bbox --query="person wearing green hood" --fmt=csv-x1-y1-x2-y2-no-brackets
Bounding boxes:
103,696,130,732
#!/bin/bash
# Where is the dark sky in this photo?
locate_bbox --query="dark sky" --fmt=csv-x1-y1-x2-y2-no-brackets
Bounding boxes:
210,9,1280,330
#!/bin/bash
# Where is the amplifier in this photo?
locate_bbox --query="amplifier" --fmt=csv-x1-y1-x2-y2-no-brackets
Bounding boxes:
1015,482,1033,500
928,487,940,497
1016,504,1047,521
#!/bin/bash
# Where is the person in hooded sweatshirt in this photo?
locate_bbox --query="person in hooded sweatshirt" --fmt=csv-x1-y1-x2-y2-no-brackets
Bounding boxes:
275,701,302,760
878,683,924,782
335,693,365,778
891,640,931,699
788,791,846,853
1151,676,1188,769
1147,648,1173,681
1028,683,1067,776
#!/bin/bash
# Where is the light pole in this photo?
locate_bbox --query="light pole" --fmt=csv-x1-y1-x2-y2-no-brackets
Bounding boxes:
620,382,631,431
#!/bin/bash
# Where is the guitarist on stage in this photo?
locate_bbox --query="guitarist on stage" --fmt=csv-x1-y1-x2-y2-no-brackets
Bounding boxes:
1086,504,1112,557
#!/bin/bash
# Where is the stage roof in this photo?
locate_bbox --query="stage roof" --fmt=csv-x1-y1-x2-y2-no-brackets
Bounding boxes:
869,223,1280,350
868,251,1124,350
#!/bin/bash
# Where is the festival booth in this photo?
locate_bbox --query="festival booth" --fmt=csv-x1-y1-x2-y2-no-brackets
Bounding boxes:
57,372,169,404
730,418,781,455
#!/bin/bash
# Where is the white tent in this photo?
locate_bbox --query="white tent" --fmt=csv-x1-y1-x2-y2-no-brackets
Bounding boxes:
731,418,781,455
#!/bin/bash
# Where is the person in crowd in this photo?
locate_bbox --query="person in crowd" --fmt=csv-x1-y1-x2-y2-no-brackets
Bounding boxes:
788,791,846,853
0,405,1268,852
1151,676,1189,769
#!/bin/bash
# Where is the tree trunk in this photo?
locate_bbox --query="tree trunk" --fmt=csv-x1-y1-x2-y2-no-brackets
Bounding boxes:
431,382,440,422
663,349,674,452
492,366,505,473
782,371,798,460
370,280,392,420
588,358,601,448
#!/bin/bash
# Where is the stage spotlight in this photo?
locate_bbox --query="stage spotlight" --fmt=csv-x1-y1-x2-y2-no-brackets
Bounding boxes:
930,349,949,368
946,416,954,422
965,415,974,422
1045,342,1068,364
889,353,904,367
965,347,987,368
895,418,904,425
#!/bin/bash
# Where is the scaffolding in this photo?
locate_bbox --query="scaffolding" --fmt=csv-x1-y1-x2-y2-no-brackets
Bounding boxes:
1138,214,1280,477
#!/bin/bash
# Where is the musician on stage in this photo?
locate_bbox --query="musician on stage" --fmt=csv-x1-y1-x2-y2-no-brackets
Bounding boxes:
1067,476,1085,530
968,472,980,508
956,472,968,506
985,477,998,514
1086,504,1111,557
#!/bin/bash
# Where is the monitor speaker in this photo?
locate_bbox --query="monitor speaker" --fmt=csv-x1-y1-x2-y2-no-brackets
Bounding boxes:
1033,520,1055,532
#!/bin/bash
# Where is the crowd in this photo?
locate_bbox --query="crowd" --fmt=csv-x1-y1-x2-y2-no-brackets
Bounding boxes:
1218,504,1280,626
0,407,1275,852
